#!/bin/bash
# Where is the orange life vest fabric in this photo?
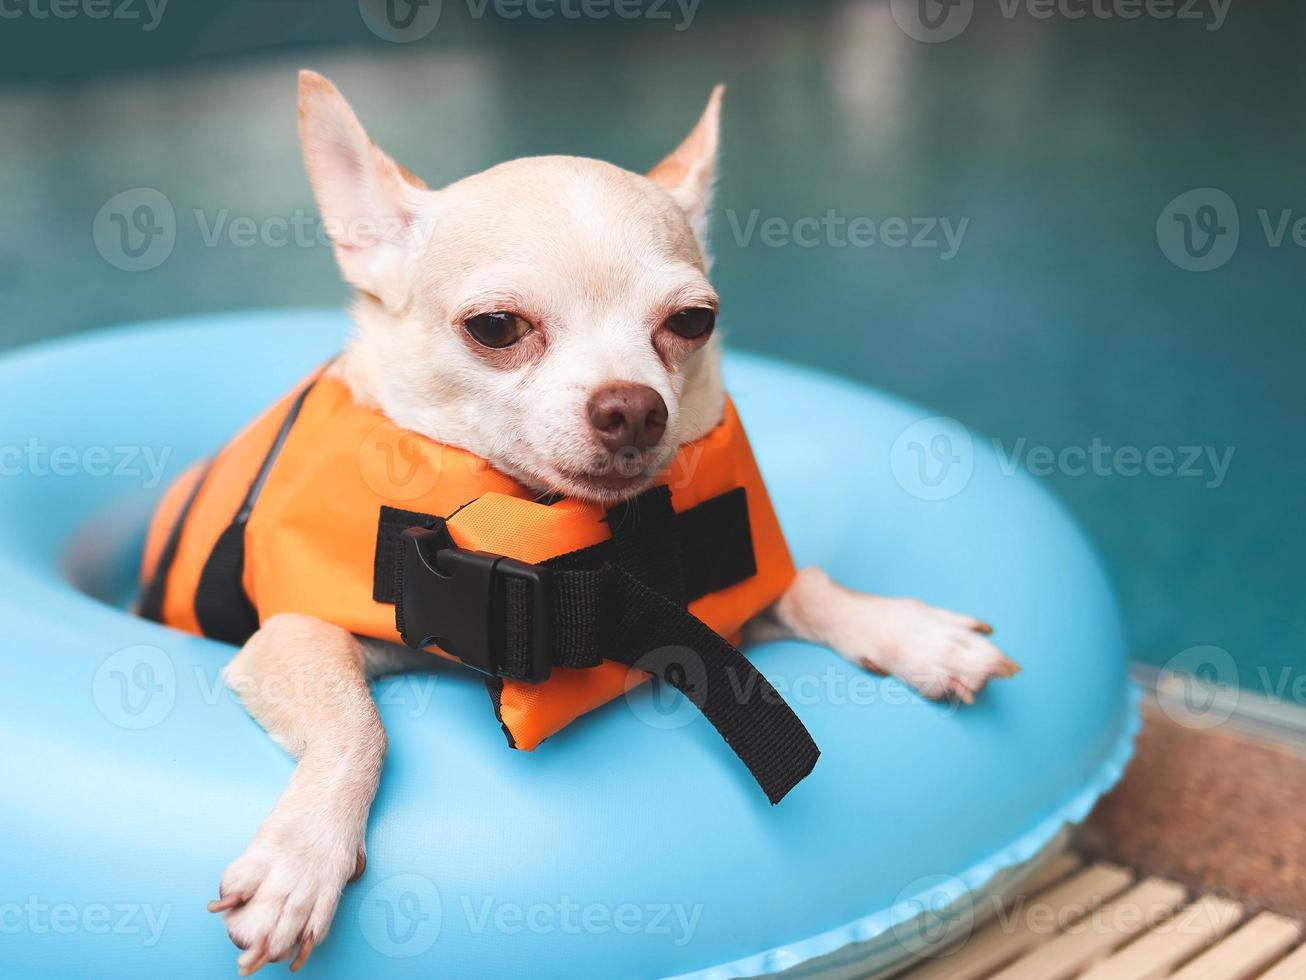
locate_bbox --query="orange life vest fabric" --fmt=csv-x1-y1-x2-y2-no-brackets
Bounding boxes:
142,368,798,752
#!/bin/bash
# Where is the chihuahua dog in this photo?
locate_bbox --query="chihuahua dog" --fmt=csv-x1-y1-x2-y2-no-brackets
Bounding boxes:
205,70,1018,975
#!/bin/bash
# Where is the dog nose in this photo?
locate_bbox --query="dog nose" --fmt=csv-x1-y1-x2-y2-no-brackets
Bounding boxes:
587,383,668,452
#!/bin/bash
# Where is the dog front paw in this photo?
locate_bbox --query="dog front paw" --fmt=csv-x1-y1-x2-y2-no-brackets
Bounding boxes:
846,596,1020,704
209,808,367,975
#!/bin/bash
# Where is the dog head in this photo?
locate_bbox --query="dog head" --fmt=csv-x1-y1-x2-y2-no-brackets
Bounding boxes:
298,71,726,503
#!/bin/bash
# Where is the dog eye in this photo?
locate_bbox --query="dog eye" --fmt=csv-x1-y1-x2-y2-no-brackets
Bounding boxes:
464,312,532,349
664,307,716,340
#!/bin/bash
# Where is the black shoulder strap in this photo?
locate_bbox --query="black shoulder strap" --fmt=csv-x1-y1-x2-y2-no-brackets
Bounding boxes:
555,559,819,805
139,462,212,624
192,370,326,645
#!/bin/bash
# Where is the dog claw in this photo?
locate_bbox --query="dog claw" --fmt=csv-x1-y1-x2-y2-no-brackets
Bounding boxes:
290,936,316,972
238,938,271,976
209,894,243,914
349,848,367,883
858,656,889,677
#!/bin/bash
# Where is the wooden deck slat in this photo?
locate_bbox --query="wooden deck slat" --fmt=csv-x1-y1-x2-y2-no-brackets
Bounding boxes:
986,877,1188,980
1019,852,1083,897
905,862,1134,980
1078,894,1245,980
1256,940,1306,979
1169,912,1303,980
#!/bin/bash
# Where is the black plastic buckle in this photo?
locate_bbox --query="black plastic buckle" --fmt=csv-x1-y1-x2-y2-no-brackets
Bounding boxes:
398,521,552,684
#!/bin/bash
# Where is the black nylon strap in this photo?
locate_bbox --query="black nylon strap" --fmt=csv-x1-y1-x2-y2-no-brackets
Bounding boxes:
374,506,440,603
604,488,687,605
193,370,326,645
499,560,819,804
139,461,212,623
603,563,819,805
676,488,757,598
436,486,756,607
193,522,260,644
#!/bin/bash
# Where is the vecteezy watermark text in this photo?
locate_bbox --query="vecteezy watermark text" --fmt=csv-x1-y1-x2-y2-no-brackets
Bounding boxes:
993,437,1234,489
98,193,973,270
0,440,171,489
358,0,700,43
994,0,1229,30
461,896,703,945
889,417,1235,501
0,898,171,946
464,0,699,28
891,0,1228,44
725,209,970,260
93,644,443,730
93,188,442,273
0,0,168,29
359,874,703,958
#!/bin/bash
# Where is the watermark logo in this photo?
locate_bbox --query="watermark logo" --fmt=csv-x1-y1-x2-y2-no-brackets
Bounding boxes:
93,645,177,729
360,873,443,957
890,874,975,957
92,188,176,272
1156,645,1240,730
1158,189,1306,271
891,417,975,502
356,421,449,501
1156,188,1239,272
890,0,974,42
359,0,443,40
624,645,707,731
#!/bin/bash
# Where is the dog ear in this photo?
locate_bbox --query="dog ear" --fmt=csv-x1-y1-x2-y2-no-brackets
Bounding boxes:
647,85,724,251
298,70,428,310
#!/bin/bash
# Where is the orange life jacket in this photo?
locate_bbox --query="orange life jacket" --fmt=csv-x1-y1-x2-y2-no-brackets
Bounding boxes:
141,366,819,802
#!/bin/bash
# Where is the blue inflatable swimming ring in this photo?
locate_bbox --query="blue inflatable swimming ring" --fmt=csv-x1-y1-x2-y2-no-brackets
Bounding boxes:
0,310,1137,979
